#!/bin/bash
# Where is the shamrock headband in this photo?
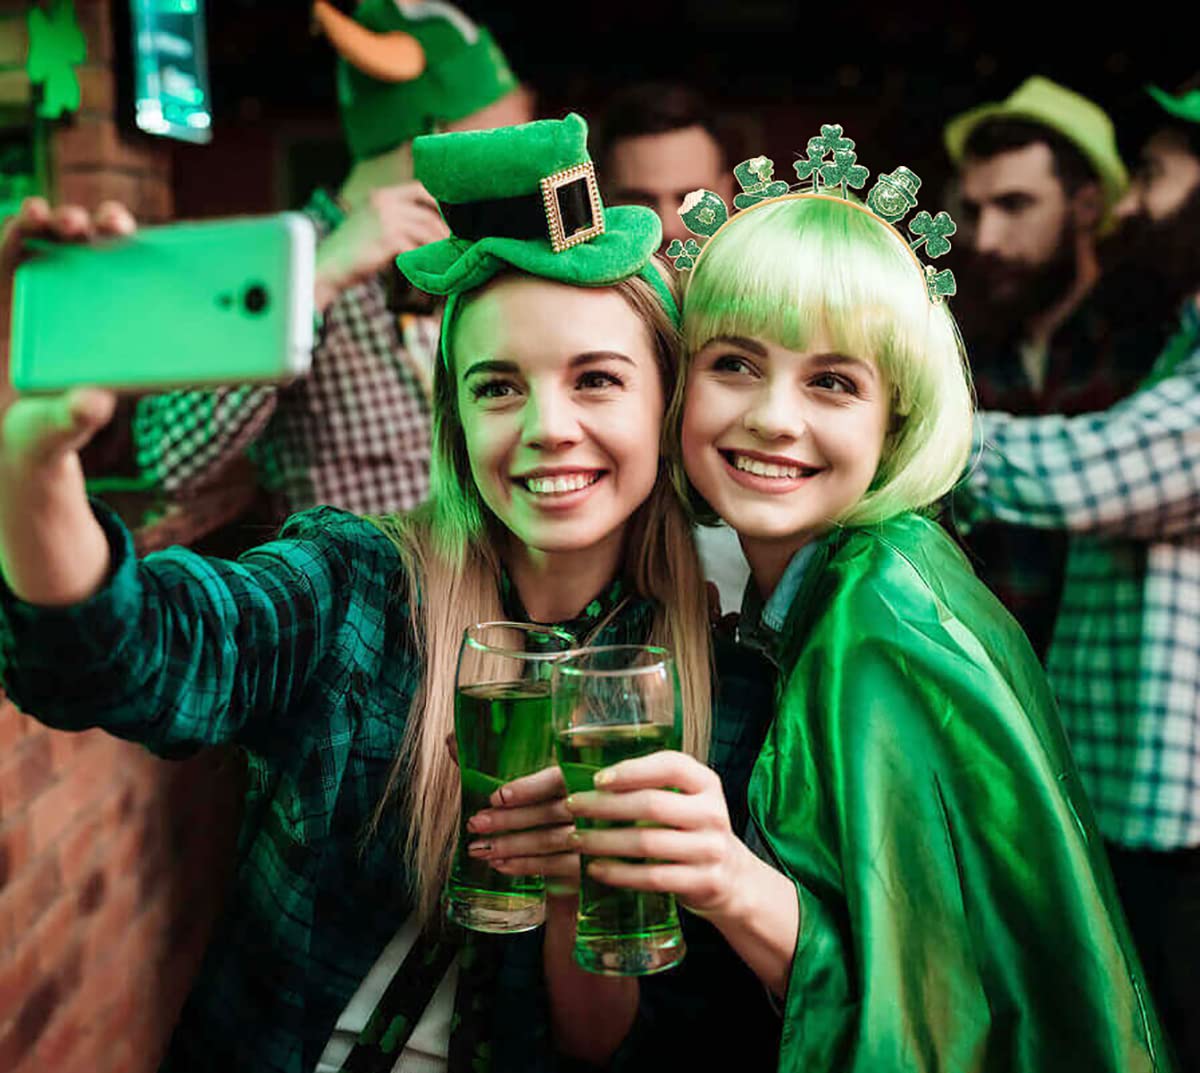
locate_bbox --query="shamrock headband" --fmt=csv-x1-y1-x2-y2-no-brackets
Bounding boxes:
669,123,958,303
395,113,681,367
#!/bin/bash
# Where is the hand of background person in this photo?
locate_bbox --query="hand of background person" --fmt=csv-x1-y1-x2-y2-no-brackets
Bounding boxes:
313,181,449,311
465,765,581,893
564,750,758,917
0,198,135,468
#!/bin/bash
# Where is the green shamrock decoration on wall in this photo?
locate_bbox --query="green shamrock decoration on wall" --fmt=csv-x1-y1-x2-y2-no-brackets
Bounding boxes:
820,149,869,199
26,0,86,120
666,238,702,270
908,210,957,258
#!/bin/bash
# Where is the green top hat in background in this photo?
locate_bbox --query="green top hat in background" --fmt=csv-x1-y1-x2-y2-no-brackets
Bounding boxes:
327,0,520,161
396,113,677,344
944,75,1129,212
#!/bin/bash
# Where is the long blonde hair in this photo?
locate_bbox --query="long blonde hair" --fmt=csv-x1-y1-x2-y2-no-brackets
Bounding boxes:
369,268,712,923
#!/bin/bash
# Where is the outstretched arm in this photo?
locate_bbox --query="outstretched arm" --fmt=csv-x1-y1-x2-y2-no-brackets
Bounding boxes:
0,198,131,605
960,324,1200,540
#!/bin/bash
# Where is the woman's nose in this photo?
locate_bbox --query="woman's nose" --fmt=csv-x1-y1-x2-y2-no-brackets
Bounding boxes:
742,385,801,441
522,389,581,450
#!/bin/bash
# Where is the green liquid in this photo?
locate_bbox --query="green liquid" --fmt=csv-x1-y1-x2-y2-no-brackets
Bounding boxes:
557,722,685,974
447,680,553,932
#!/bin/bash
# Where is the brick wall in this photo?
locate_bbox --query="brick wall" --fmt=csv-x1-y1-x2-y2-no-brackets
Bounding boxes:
0,705,243,1073
0,3,245,1071
52,0,173,222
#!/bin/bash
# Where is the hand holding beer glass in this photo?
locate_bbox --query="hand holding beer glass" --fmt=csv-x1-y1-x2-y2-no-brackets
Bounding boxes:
552,645,686,975
447,621,575,934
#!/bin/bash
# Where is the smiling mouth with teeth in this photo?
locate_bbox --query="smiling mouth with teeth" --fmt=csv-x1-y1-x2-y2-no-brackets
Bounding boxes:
723,451,820,480
519,472,604,495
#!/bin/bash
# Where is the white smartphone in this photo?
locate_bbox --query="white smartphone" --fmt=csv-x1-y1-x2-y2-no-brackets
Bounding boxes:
10,212,315,393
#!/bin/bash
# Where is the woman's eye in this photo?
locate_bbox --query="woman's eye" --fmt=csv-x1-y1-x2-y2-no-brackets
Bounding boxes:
810,371,858,394
577,369,624,390
469,379,517,401
712,354,754,375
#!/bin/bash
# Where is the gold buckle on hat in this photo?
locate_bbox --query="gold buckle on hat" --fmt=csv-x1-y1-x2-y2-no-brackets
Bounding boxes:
540,162,605,253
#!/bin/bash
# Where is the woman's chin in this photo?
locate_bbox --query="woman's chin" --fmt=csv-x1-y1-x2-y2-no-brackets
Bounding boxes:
508,523,621,559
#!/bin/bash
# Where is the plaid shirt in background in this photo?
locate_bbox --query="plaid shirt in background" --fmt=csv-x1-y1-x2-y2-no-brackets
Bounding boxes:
952,286,1160,659
131,190,437,518
0,503,778,1073
960,301,1200,851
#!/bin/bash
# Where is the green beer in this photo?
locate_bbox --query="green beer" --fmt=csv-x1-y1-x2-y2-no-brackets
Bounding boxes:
447,680,554,933
557,721,685,975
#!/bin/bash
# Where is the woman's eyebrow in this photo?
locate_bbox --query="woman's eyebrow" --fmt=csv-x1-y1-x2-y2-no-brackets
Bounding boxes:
462,358,516,378
702,335,767,356
812,353,879,378
570,351,636,368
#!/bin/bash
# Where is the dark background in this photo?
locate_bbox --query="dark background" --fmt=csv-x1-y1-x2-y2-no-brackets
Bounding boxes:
166,2,1193,218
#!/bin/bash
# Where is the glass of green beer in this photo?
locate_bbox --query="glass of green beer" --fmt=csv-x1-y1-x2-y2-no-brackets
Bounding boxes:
447,621,576,934
551,645,686,975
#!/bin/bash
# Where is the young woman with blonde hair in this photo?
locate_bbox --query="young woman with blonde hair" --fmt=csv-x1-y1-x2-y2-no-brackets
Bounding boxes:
0,117,777,1073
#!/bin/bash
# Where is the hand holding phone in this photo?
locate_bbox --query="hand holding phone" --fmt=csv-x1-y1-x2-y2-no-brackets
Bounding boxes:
9,212,315,394
1,198,131,468
0,198,128,609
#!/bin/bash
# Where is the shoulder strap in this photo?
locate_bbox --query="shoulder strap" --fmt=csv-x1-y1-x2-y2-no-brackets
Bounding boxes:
338,923,458,1073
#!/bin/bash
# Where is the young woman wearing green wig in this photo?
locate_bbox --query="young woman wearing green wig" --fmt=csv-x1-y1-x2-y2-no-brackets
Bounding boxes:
561,184,1174,1070
0,115,778,1073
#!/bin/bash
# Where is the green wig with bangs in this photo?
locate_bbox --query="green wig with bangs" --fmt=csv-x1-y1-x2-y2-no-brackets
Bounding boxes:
677,194,974,528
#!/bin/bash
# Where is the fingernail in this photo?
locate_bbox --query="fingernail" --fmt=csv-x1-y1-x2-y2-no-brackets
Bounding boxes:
594,769,615,788
467,813,491,833
467,841,493,857
489,786,509,808
566,830,581,847
564,795,577,811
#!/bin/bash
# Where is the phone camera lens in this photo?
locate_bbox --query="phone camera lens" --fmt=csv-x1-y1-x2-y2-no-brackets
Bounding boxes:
243,284,270,314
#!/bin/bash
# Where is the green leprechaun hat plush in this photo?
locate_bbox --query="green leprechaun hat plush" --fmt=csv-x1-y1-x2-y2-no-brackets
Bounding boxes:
395,112,677,331
318,0,521,162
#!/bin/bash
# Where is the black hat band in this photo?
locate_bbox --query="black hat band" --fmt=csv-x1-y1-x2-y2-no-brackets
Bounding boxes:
439,162,606,253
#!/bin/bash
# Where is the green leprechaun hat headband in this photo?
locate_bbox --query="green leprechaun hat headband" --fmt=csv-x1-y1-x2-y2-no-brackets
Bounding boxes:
395,112,680,357
670,123,958,303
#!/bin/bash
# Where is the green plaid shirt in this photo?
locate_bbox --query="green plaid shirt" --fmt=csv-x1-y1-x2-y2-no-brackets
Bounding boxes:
960,301,1200,851
0,503,777,1073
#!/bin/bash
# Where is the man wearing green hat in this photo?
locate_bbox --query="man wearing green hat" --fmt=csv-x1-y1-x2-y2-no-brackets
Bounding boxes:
129,0,532,533
945,76,1155,661
957,78,1200,1072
